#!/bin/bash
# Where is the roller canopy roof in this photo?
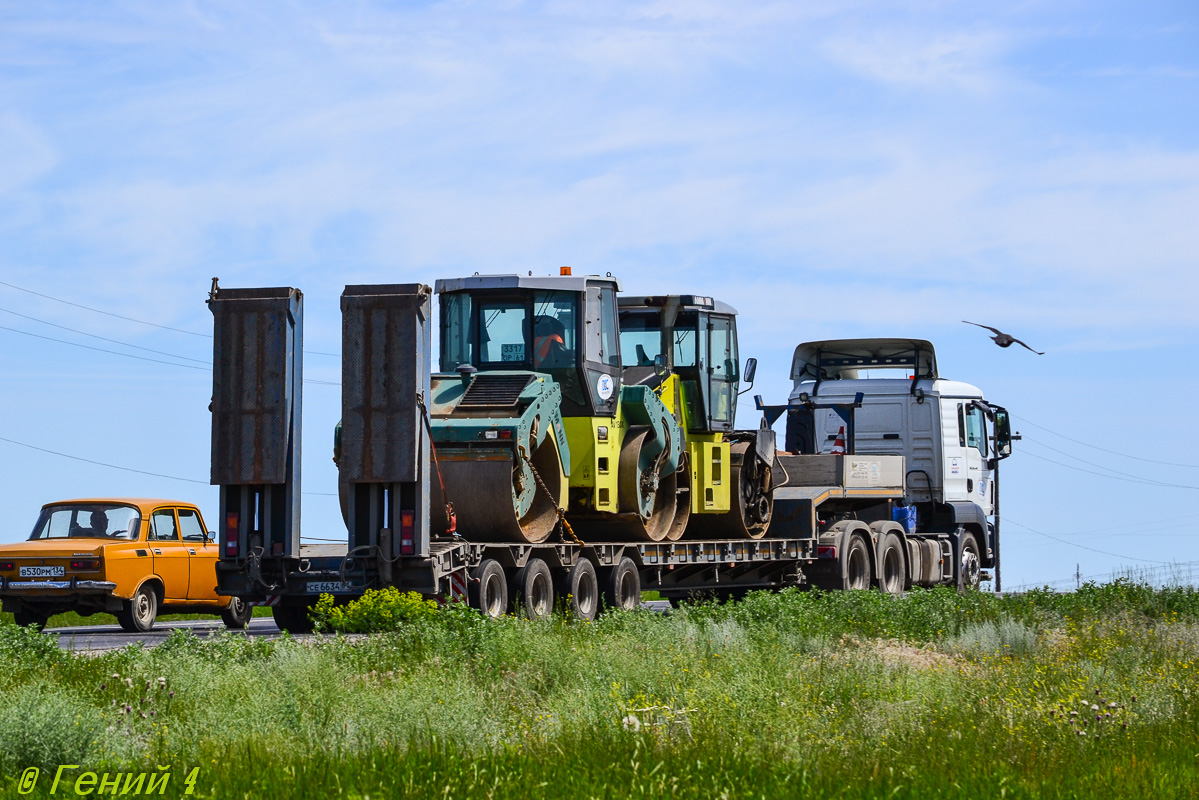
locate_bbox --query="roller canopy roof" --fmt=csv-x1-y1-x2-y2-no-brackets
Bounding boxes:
435,274,621,293
791,338,938,381
617,295,738,316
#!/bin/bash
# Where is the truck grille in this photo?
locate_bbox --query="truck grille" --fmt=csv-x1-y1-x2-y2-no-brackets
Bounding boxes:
458,374,534,408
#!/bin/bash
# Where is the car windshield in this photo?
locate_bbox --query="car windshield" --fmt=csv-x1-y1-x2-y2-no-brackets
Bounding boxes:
28,504,142,541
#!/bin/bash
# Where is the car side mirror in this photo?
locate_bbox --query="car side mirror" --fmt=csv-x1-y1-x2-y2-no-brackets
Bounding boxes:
205,531,215,543
743,357,757,384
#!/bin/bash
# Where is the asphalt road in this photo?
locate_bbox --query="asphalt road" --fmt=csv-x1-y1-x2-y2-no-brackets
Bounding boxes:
51,600,675,652
53,617,287,652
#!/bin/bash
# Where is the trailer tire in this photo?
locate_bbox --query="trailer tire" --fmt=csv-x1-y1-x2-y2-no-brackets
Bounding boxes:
470,559,508,619
604,557,641,611
272,603,315,634
558,559,600,621
957,529,982,593
512,558,554,620
844,533,873,591
117,584,158,632
876,533,906,597
221,596,253,630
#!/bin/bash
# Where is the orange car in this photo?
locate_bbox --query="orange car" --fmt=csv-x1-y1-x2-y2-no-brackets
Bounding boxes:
0,498,251,632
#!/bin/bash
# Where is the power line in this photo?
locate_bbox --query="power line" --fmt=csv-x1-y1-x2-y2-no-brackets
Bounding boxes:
1022,436,1199,488
1014,413,1199,469
1020,450,1199,490
1008,560,1199,592
0,278,210,337
0,324,209,370
0,435,337,497
0,435,208,485
1004,517,1182,563
0,306,210,364
0,324,341,386
0,278,341,357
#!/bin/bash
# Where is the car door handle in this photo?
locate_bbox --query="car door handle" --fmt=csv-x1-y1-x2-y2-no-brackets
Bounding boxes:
188,549,196,555
152,548,162,555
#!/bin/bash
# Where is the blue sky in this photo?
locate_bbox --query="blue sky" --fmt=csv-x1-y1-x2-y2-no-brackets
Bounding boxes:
1,1,1196,588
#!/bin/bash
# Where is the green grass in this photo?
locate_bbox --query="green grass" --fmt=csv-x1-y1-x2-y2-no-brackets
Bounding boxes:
0,606,273,629
0,580,1196,798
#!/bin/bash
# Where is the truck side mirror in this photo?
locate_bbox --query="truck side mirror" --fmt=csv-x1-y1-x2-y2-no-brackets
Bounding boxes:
743,357,757,384
653,353,668,377
994,408,1013,458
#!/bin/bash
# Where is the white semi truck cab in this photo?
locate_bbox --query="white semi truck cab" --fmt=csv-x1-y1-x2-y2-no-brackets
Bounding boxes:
779,338,1014,589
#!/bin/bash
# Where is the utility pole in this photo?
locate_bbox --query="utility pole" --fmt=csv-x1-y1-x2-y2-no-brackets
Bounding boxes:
1075,563,1081,591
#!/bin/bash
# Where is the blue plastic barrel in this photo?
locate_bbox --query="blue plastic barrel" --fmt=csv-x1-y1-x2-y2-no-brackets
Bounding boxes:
892,506,917,534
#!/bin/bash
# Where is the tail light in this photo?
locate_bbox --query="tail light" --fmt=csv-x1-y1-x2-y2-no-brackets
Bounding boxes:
400,510,415,556
0,561,13,571
817,546,837,560
225,512,240,557
71,559,100,570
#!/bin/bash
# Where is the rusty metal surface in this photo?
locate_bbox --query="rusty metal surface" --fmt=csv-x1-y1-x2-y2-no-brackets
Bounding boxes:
209,287,303,486
340,284,431,484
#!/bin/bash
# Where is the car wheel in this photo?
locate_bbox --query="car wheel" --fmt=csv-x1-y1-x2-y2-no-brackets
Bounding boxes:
220,596,253,629
13,608,49,632
117,584,158,633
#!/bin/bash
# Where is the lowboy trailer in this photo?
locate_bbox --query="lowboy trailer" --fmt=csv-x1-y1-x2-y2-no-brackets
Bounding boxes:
209,279,1013,632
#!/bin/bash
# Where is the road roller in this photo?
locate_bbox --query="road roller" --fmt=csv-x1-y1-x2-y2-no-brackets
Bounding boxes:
617,294,776,540
427,271,684,543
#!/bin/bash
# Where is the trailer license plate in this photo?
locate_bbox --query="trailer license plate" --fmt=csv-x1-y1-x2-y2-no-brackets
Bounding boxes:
307,581,353,594
20,566,64,577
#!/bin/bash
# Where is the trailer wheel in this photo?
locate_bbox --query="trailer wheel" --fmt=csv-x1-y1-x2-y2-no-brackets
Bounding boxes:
603,557,641,611
271,603,315,634
876,533,905,597
559,559,600,621
957,530,982,593
512,558,554,620
470,559,508,619
221,596,253,630
844,533,873,591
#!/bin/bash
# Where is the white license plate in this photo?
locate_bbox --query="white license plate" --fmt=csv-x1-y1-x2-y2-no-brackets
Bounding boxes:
19,566,65,577
307,581,354,594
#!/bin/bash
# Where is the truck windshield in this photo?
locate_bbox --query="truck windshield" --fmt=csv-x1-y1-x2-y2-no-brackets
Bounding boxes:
29,504,141,541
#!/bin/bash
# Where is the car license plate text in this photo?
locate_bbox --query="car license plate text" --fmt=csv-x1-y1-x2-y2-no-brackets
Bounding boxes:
307,581,354,594
19,566,65,577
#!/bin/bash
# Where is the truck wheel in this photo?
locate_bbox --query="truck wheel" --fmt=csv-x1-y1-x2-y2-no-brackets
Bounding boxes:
117,584,157,632
512,558,554,620
844,533,873,591
558,559,599,621
876,533,906,597
220,596,253,630
603,557,641,611
271,604,315,634
957,530,982,592
13,608,49,632
470,559,508,619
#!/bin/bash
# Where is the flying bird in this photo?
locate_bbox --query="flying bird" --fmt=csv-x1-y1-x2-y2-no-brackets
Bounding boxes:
962,321,1044,355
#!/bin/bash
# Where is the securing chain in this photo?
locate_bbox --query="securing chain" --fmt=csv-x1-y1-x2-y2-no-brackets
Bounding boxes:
417,394,457,535
519,443,585,546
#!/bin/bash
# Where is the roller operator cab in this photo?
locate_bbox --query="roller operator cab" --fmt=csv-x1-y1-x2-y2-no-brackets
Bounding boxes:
430,274,684,544
784,338,1014,570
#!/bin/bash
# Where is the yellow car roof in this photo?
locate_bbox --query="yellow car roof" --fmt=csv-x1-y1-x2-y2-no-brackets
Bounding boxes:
41,498,202,514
